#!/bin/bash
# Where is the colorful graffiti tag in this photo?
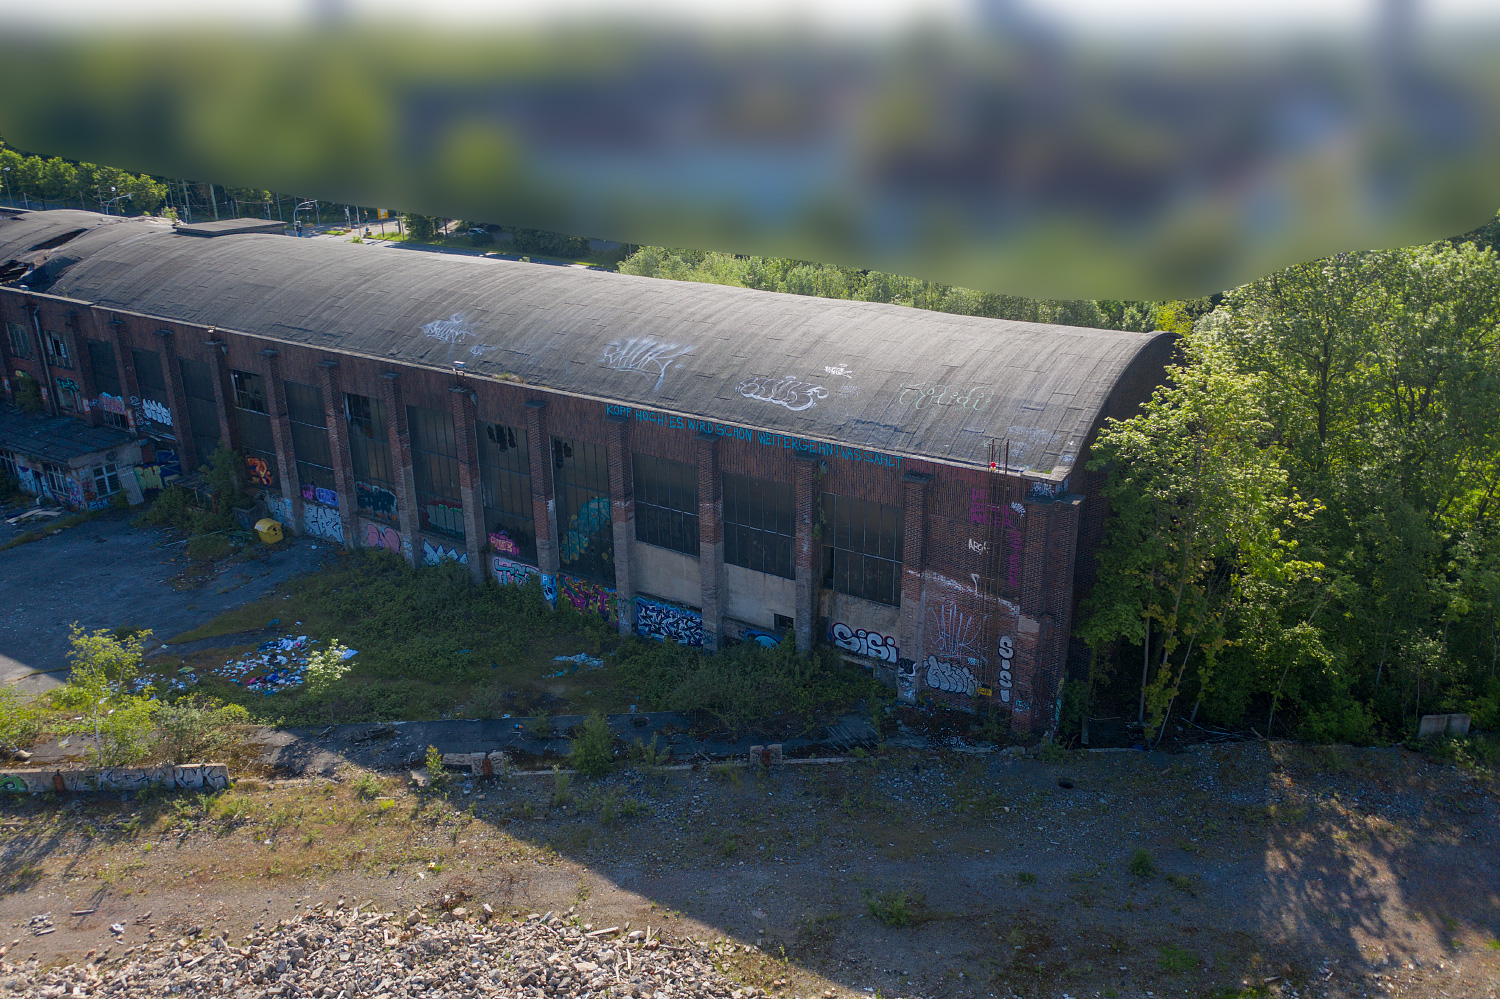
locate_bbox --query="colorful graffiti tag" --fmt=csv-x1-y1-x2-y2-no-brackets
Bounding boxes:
265,493,292,526
635,597,703,646
492,557,540,587
422,539,468,566
559,575,617,626
301,484,339,508
362,523,401,553
355,480,398,518
245,456,274,487
303,503,344,544
540,574,558,609
488,530,521,558
560,496,612,563
829,621,899,663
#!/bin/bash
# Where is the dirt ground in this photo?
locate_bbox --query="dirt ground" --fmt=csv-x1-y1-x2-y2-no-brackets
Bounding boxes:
0,512,334,692
2,741,1496,998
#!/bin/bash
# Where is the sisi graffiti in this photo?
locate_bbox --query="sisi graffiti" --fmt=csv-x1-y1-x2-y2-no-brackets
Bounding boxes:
830,622,899,663
560,496,612,563
897,384,991,411
301,484,339,508
736,374,828,412
925,655,979,697
363,523,401,553
635,597,704,646
493,557,540,587
422,539,468,566
245,456,274,487
355,480,397,518
488,530,521,558
997,634,1014,703
303,504,344,544
600,337,695,393
559,575,617,626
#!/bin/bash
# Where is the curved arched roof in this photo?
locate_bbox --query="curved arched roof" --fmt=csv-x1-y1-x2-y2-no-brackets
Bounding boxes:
0,210,1173,475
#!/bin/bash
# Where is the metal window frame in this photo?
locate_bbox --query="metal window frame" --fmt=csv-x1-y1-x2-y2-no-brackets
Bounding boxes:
819,492,903,606
722,471,795,579
632,452,699,557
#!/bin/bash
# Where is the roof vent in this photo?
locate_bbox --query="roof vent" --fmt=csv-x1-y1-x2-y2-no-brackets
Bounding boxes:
176,218,287,238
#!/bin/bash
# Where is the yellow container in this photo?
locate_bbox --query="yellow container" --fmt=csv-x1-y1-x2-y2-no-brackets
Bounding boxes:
255,518,284,544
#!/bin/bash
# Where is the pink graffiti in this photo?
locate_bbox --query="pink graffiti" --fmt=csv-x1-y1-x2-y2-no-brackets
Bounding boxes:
488,530,521,557
363,523,401,553
967,489,1023,590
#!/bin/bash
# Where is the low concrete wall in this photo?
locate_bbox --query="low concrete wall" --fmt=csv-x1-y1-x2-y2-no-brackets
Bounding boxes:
0,763,230,794
1417,713,1472,738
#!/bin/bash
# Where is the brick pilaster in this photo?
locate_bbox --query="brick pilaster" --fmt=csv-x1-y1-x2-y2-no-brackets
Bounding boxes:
451,383,485,583
260,348,300,532
380,371,419,564
155,329,194,470
897,470,932,696
524,399,560,582
203,333,239,458
792,452,819,655
696,432,724,651
605,414,635,635
317,360,358,550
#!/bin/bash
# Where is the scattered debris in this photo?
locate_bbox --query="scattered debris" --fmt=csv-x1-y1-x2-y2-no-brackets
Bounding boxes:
547,652,605,676
29,914,54,937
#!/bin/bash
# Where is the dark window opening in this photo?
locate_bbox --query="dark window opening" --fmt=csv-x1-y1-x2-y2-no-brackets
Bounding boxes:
478,421,535,565
86,340,126,428
228,367,275,487
231,370,267,414
179,358,224,473
723,472,795,579
633,453,698,557
820,493,903,606
553,436,613,584
346,392,397,522
408,404,464,539
5,322,30,358
286,381,336,504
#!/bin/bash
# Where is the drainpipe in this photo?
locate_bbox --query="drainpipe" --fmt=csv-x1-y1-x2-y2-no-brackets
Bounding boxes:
27,303,60,417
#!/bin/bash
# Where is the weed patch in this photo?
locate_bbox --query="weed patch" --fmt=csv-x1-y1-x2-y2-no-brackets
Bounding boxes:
866,889,926,927
1157,944,1196,973
1128,848,1155,877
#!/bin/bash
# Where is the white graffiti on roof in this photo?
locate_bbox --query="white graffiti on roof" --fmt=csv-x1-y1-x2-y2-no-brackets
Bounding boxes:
600,337,695,393
830,622,898,663
735,374,828,412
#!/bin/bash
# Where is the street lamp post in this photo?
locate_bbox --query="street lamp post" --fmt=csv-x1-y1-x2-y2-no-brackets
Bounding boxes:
99,186,132,215
1,166,12,208
292,200,318,236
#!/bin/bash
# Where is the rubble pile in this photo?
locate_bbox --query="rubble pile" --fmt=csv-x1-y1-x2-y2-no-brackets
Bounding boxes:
8,903,764,998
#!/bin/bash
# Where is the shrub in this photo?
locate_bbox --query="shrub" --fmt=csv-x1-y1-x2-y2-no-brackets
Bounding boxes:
570,713,615,777
1298,698,1376,746
53,625,158,765
186,531,233,561
425,744,448,788
0,687,45,753
152,695,251,764
132,485,199,531
1128,847,1155,877
303,640,354,696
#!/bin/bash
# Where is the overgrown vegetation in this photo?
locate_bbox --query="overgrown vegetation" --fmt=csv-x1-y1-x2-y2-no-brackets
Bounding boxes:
131,443,251,560
1083,238,1500,744
569,714,616,777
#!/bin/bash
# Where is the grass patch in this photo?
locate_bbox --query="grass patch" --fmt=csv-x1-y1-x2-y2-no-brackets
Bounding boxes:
1128,847,1155,877
1016,871,1037,885
1157,943,1196,973
866,889,926,928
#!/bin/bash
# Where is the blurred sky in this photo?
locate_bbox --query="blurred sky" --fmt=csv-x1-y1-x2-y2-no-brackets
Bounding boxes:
2,0,1499,300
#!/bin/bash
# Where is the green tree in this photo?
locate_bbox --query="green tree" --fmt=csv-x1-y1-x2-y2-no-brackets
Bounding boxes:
54,625,158,765
303,640,353,696
402,213,439,241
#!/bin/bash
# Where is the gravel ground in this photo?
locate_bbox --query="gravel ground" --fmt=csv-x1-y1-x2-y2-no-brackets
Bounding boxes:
7,902,758,999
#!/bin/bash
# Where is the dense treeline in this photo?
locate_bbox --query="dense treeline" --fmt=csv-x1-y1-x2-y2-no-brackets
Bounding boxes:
1083,238,1500,743
0,143,170,216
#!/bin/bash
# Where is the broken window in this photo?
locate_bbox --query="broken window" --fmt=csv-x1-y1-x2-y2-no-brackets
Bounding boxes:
478,421,535,565
407,404,464,539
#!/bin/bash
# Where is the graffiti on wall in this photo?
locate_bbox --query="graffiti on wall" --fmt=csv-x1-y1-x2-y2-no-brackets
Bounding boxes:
14,464,35,495
97,392,128,416
636,597,704,646
422,539,468,566
488,530,521,558
897,384,992,411
156,449,182,479
967,489,1025,591
0,763,229,794
303,503,344,544
363,523,401,553
492,557,540,587
137,397,173,426
928,603,985,662
301,484,339,508
65,478,85,509
245,456,274,487
265,493,292,526
600,337,695,393
540,574,558,609
736,374,828,412
925,655,979,697
830,622,899,663
560,575,617,626
744,629,781,647
355,481,397,518
896,657,917,702
560,496,612,563
997,635,1014,703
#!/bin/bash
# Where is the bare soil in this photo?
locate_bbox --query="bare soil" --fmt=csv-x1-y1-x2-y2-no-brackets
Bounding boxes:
1,740,1496,998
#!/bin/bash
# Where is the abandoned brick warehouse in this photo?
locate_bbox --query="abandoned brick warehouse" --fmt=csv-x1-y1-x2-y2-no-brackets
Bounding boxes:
0,209,1174,731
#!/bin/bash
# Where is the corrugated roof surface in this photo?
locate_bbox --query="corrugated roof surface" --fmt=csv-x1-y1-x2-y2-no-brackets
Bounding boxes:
0,404,135,463
0,211,1172,473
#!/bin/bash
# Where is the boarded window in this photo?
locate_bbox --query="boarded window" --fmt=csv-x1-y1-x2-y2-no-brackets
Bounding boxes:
723,472,794,579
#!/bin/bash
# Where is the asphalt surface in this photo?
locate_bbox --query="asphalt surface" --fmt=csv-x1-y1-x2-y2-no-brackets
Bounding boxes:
0,510,333,692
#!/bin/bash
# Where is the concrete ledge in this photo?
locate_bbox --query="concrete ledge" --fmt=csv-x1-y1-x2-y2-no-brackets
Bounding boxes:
0,763,230,794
